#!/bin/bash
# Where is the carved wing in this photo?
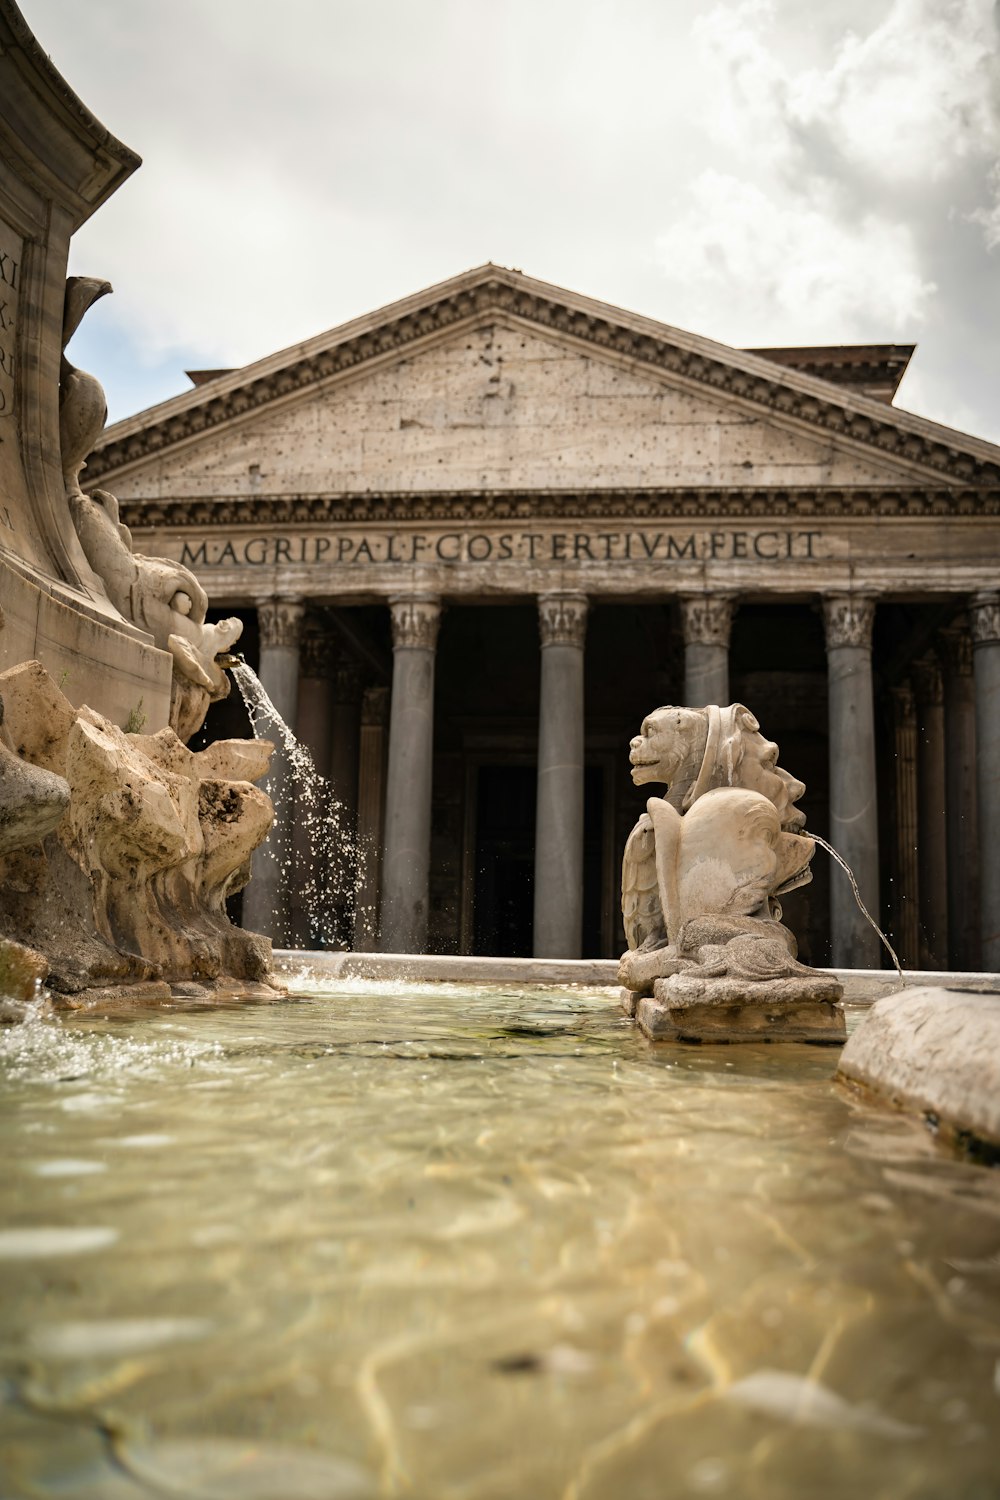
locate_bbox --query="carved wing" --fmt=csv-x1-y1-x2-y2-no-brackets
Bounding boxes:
621,812,666,951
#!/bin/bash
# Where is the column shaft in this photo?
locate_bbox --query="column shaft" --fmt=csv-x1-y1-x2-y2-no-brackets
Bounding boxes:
680,594,734,707
329,659,363,830
354,686,388,952
379,597,440,953
939,622,979,970
533,593,588,959
241,599,304,946
972,593,1000,970
912,654,949,970
889,684,920,967
823,595,880,968
288,628,337,948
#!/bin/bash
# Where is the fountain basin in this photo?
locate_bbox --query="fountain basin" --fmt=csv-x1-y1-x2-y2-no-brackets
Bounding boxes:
2,969,999,1498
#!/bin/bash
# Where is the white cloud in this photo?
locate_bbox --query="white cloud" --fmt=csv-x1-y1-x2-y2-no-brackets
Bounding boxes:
656,171,935,343
788,0,1000,185
693,0,1000,186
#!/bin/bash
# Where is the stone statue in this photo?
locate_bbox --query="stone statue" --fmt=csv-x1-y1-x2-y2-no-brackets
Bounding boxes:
620,704,845,1042
59,278,241,742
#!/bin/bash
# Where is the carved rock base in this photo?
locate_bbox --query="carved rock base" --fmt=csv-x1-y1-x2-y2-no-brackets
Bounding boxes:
637,974,847,1044
0,661,276,999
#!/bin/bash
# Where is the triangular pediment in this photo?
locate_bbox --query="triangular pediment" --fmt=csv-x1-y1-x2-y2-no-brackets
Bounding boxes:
90,265,1000,499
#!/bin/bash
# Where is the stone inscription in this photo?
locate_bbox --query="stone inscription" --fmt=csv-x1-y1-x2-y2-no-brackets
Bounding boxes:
180,528,827,569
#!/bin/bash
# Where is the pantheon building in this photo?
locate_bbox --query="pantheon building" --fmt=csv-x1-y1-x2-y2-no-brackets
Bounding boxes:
88,266,1000,972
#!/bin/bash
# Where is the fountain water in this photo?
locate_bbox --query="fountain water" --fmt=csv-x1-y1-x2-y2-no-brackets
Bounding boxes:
231,660,370,948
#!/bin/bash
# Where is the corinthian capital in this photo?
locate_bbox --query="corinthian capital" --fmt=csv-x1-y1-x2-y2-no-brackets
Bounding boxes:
361,685,389,727
538,592,588,648
389,595,441,650
970,591,1000,646
679,593,735,648
910,653,944,708
937,618,973,677
258,598,304,651
822,593,876,651
300,629,338,679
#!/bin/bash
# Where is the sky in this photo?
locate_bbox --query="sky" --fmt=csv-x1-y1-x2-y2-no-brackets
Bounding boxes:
26,0,1000,442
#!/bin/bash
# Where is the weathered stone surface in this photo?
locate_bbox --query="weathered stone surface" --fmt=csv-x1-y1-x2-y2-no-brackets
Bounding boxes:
646,976,846,1043
837,988,1000,1151
0,663,274,993
0,15,173,731
0,723,69,856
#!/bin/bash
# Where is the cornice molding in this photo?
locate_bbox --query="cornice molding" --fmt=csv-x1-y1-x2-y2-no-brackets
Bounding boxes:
89,273,1000,487
116,485,1000,531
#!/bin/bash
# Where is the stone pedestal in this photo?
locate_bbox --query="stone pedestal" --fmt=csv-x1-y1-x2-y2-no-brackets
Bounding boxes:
822,594,880,968
911,653,949,970
938,621,979,970
638,975,846,1044
242,599,303,944
971,592,1000,972
379,597,441,953
533,593,588,959
680,594,734,708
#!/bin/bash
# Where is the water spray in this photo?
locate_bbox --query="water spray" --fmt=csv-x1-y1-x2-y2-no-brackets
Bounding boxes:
810,832,903,985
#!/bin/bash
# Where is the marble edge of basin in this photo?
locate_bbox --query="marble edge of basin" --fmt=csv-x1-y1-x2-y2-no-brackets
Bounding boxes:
272,951,1000,998
836,986,1000,1153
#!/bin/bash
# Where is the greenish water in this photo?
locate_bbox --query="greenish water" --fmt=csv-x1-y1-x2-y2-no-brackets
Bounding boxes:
1,980,998,1500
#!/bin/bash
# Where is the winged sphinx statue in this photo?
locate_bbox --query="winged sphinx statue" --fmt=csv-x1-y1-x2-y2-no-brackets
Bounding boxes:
619,704,845,1041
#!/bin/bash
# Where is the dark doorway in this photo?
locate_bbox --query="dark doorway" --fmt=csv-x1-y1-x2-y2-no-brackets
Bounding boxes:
471,763,605,958
473,765,536,956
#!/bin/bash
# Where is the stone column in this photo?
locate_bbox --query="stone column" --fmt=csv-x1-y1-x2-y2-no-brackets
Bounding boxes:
329,656,363,830
971,591,1000,971
911,653,949,970
680,594,734,707
354,686,389,952
822,594,880,968
938,620,979,970
379,596,441,954
288,627,338,948
241,598,304,945
533,592,588,958
889,683,920,969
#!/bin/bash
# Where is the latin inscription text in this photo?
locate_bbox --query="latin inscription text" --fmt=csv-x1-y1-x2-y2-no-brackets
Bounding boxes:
179,528,826,570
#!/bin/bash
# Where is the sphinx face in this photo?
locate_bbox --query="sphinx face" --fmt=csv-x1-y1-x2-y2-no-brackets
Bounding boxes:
735,729,807,831
629,707,705,787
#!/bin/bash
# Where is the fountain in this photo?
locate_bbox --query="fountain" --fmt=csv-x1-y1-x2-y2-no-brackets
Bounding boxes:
1,10,1000,1497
